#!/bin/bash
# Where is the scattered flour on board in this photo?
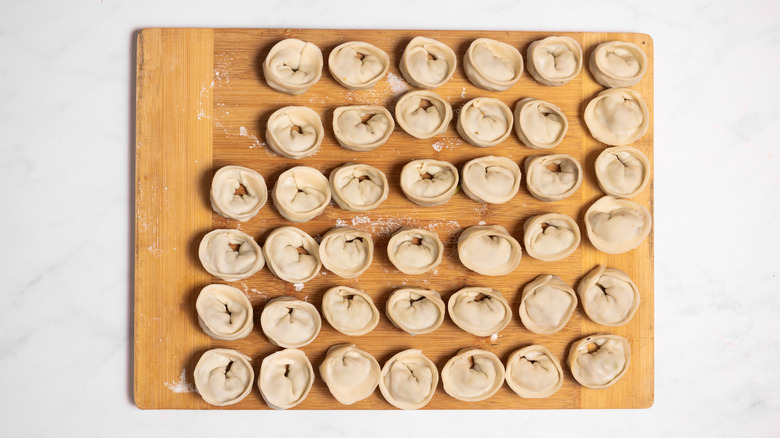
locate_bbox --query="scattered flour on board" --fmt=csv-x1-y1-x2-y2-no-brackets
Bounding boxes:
335,218,348,227
147,240,162,258
461,87,466,98
214,69,230,86
478,220,487,225
293,283,304,292
351,215,372,225
490,333,500,343
431,137,464,152
428,220,460,231
349,215,410,239
385,72,410,96
164,369,195,393
238,126,263,149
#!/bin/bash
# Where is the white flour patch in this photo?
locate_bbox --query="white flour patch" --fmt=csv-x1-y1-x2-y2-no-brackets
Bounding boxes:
238,126,263,149
461,87,466,98
147,239,162,258
351,215,372,225
490,333,500,343
349,215,410,239
385,72,410,96
164,369,195,393
427,220,460,231
432,136,464,152
478,220,487,225
214,69,230,87
293,283,304,292
335,218,348,227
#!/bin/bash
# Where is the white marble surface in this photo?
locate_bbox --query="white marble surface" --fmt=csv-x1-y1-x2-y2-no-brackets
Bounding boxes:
1,0,779,436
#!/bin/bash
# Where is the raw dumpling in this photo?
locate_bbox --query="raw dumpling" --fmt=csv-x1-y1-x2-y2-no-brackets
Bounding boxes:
271,166,331,223
525,154,583,201
399,159,459,207
457,225,522,276
263,38,323,95
318,227,374,278
527,36,582,86
399,36,456,89
456,97,513,148
464,38,524,91
594,146,651,198
329,163,389,212
514,98,568,149
321,286,380,336
568,334,631,389
523,213,581,261
386,228,443,275
198,229,264,281
584,88,649,146
328,41,390,90
379,349,438,410
505,345,563,398
196,284,253,340
584,196,652,254
210,165,267,222
448,287,512,336
385,288,445,336
332,105,394,152
578,265,640,326
265,106,324,159
257,348,314,409
320,344,381,405
518,274,577,334
193,348,253,406
461,156,521,204
590,41,647,88
263,226,321,283
395,90,453,139
260,296,321,348
441,348,505,402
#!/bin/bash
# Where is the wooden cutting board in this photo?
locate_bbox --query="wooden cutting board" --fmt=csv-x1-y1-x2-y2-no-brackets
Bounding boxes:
134,28,654,409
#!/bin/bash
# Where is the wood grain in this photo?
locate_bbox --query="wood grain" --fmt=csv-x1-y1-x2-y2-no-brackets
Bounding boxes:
134,28,654,409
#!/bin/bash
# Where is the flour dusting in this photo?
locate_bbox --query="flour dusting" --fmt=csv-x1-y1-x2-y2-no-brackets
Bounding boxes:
164,369,195,393
461,87,466,98
431,137,464,152
478,220,487,225
351,215,372,225
238,126,263,149
385,72,410,96
293,283,304,292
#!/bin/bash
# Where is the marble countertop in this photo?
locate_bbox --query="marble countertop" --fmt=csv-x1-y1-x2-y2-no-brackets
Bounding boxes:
2,0,779,436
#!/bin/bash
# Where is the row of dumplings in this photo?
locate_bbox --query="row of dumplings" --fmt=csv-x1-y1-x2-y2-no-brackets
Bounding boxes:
264,36,647,94
198,267,639,346
200,206,650,285
194,334,630,409
214,150,649,226
257,89,648,162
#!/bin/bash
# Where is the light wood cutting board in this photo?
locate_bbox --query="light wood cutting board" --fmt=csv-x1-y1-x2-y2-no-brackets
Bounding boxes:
134,28,654,409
